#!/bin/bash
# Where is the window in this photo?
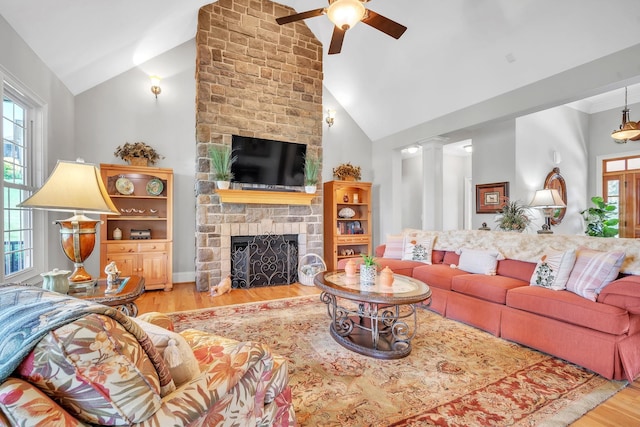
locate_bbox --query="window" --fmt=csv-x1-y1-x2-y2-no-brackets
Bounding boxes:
1,78,44,281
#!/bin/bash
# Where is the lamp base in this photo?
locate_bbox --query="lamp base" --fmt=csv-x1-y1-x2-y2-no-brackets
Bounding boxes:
537,223,553,234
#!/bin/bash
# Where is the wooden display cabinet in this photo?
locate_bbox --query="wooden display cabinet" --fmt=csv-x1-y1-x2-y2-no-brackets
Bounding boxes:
323,180,372,271
99,164,173,291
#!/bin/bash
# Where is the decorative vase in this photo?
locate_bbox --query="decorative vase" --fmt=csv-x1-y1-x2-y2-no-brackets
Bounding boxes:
360,264,376,284
344,259,357,277
113,227,122,240
216,181,231,190
305,185,317,194
380,266,394,286
127,157,148,167
41,268,71,294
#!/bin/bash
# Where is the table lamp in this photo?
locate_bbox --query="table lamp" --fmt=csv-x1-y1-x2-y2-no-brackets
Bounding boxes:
528,188,566,234
18,159,119,288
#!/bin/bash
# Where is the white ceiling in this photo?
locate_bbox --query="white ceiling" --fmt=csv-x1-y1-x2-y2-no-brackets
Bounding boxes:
1,0,640,141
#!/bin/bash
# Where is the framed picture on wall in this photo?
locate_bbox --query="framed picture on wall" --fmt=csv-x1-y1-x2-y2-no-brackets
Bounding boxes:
476,182,509,213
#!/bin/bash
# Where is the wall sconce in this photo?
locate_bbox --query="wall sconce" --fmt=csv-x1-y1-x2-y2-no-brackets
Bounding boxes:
150,75,161,99
326,109,336,127
463,145,473,153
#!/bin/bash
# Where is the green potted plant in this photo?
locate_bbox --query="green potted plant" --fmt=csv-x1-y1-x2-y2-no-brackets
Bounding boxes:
114,142,163,166
304,153,321,194
209,145,237,190
360,254,379,284
580,196,619,237
495,199,531,232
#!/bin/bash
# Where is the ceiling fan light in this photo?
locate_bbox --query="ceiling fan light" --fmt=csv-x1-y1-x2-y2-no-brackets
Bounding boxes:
327,0,366,30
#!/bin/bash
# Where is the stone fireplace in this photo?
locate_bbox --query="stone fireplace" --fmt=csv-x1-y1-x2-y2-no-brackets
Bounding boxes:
194,0,324,291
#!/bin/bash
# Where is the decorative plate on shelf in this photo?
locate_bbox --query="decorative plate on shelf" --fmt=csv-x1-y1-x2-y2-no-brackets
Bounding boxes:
146,178,164,196
115,177,134,195
338,207,356,218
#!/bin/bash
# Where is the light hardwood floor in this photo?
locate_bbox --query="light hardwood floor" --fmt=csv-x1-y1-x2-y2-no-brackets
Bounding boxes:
137,283,640,427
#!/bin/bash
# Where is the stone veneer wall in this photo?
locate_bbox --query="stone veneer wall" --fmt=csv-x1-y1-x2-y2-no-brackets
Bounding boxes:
194,0,324,291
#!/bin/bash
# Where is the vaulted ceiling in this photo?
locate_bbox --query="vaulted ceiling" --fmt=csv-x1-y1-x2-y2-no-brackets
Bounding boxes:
2,0,640,141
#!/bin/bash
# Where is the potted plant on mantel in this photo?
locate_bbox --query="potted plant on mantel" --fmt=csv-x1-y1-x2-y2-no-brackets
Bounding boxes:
209,145,237,190
304,153,321,194
114,142,163,166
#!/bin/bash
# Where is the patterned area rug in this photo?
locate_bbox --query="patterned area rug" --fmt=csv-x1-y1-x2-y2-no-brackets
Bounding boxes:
169,296,626,426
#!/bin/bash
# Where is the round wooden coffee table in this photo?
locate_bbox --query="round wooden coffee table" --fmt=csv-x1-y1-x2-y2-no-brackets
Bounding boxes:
314,271,431,359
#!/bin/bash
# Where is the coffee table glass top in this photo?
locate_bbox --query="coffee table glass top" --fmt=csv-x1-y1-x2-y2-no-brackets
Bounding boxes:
323,272,418,294
315,271,430,305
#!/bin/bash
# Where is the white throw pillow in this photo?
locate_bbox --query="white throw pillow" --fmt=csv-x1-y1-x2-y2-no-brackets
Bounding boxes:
382,234,404,259
565,247,626,301
402,234,433,264
456,248,504,275
134,319,200,387
529,248,576,290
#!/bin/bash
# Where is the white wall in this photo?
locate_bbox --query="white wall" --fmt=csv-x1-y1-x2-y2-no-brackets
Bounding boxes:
442,153,471,230
588,100,640,196
516,105,589,235
372,44,640,240
470,120,516,229
74,40,197,282
401,155,422,230
321,87,372,183
0,15,76,277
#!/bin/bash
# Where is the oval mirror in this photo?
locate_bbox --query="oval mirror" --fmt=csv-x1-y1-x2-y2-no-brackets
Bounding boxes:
544,167,567,225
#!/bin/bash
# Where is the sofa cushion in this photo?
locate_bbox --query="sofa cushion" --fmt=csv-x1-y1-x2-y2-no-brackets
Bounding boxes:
529,248,576,290
401,234,433,264
456,248,504,275
412,264,469,291
451,274,528,304
382,234,404,259
17,313,163,425
432,250,446,264
506,286,630,335
497,259,537,282
566,247,626,301
372,258,426,277
443,251,460,265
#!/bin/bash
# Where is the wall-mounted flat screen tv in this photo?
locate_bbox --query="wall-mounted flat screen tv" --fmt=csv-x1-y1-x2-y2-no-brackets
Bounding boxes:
231,135,306,187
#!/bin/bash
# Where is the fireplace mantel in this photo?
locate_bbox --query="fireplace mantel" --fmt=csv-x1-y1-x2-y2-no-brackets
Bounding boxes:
216,189,316,205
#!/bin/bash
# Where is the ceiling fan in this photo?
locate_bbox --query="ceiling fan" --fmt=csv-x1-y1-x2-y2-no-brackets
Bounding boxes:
276,0,407,55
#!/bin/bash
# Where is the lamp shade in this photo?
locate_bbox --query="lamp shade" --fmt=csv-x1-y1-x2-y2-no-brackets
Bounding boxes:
528,188,566,208
19,160,119,215
327,0,366,30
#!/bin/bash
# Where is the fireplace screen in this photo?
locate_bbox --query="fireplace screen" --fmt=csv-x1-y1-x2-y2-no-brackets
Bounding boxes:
231,234,298,288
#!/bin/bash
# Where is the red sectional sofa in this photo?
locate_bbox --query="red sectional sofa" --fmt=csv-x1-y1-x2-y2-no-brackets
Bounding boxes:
337,231,640,381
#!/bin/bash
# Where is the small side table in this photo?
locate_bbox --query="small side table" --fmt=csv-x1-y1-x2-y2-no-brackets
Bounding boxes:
69,275,145,317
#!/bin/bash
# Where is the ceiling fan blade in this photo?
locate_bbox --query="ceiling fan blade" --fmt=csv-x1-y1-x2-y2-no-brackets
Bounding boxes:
276,8,325,25
328,26,346,55
361,9,407,39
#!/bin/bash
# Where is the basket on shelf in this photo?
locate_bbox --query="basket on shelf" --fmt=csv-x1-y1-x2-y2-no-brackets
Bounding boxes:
298,253,326,286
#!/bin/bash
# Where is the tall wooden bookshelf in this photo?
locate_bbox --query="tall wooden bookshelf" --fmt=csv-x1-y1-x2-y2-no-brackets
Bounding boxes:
323,180,372,271
99,163,173,291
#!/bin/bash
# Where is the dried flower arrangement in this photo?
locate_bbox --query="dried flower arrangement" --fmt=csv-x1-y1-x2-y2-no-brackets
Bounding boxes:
114,142,163,165
333,163,361,181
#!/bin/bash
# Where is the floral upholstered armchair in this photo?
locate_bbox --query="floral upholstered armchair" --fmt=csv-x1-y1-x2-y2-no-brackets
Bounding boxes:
0,286,295,426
